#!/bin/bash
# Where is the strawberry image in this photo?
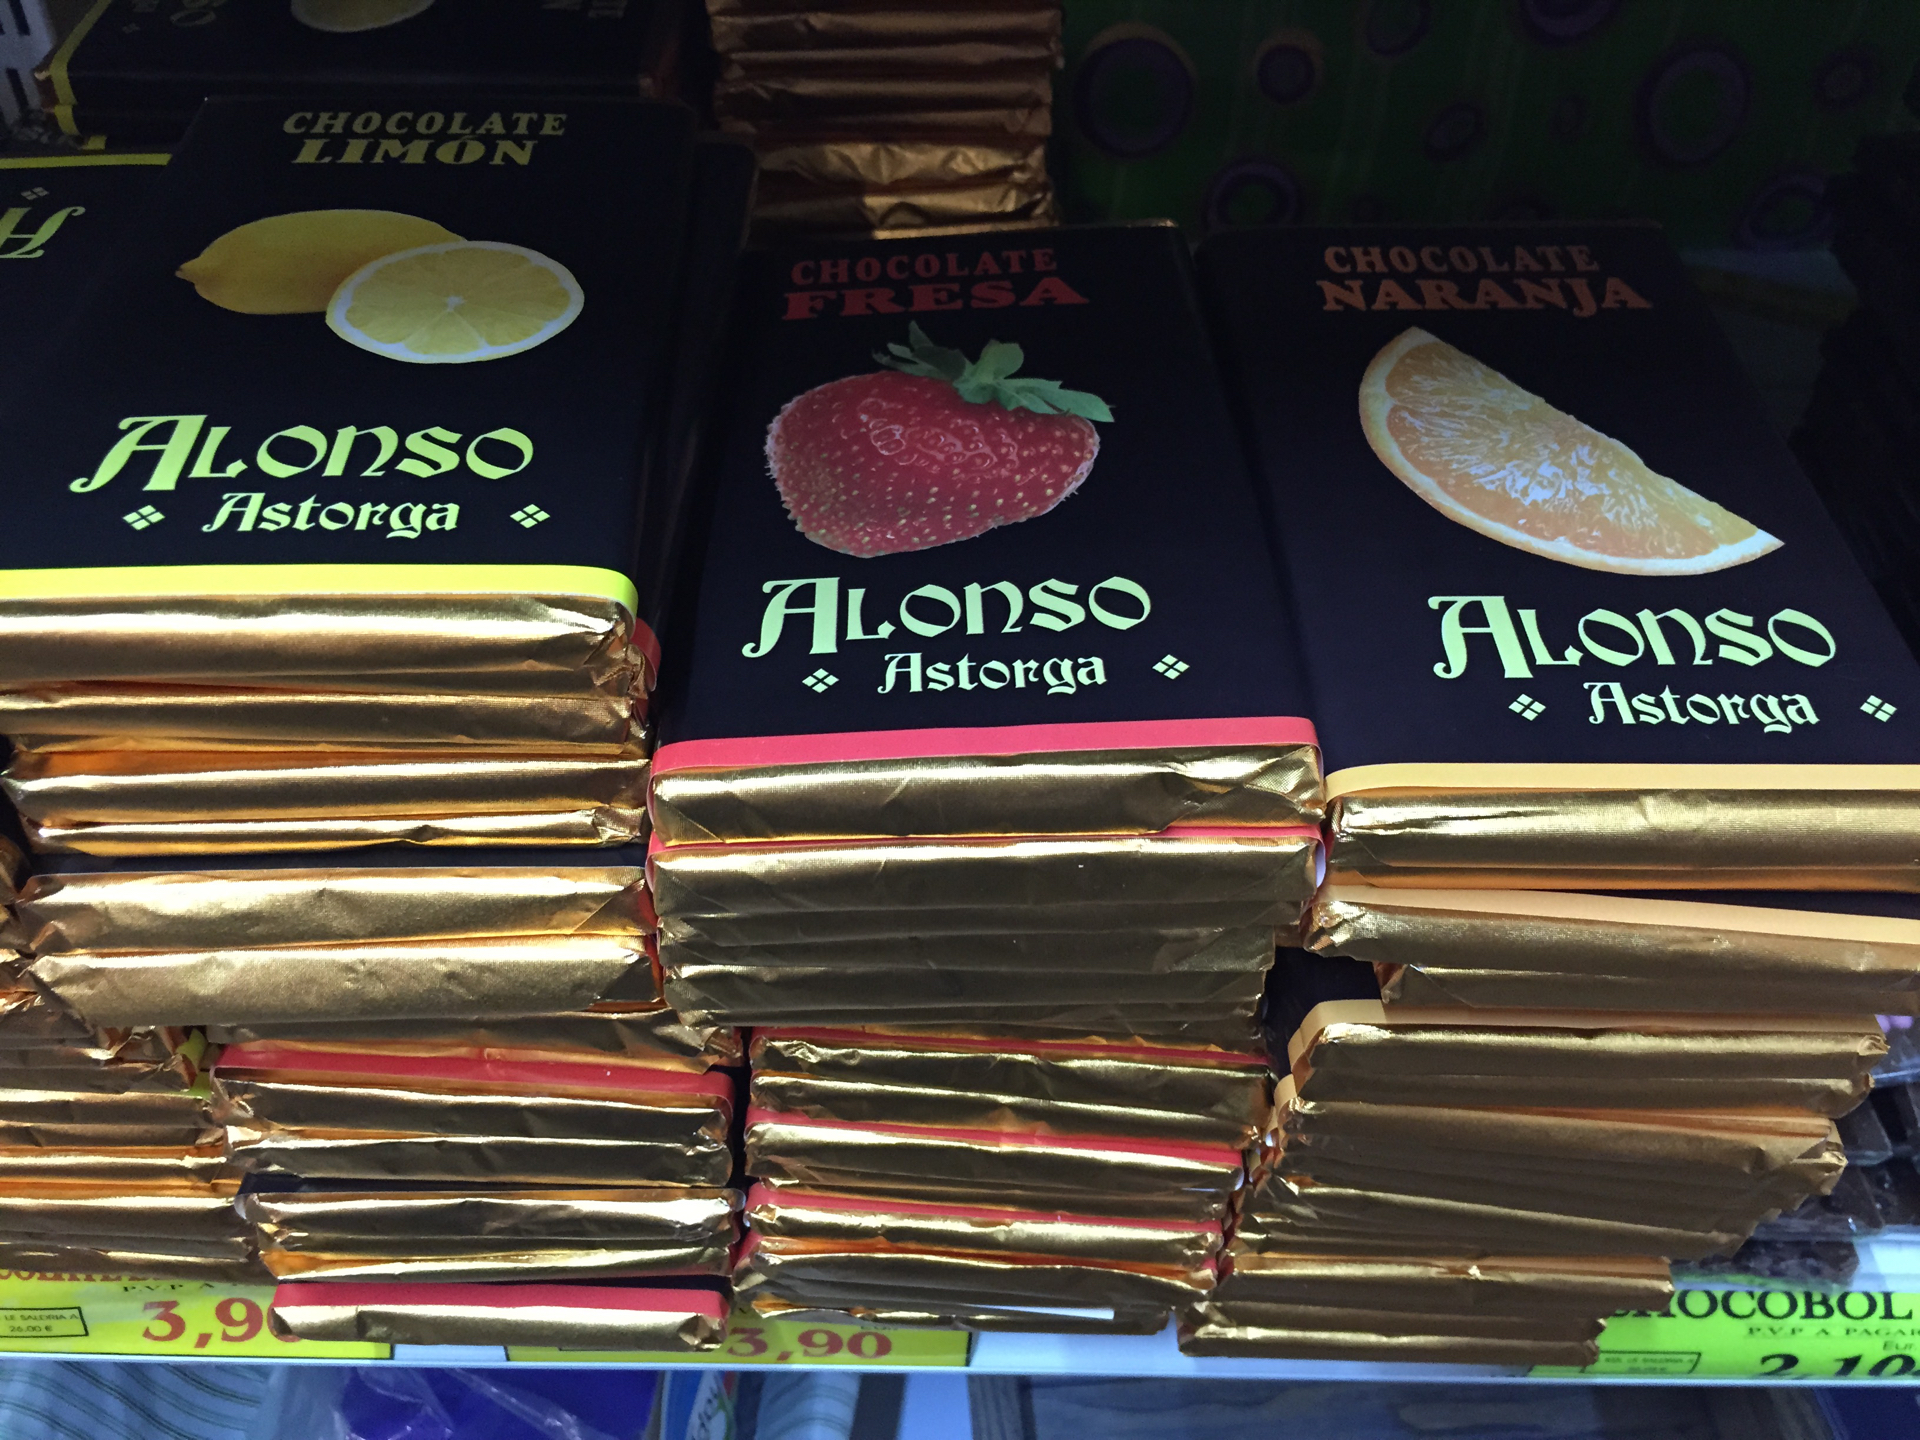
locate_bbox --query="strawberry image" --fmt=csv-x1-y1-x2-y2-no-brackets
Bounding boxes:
767,322,1113,558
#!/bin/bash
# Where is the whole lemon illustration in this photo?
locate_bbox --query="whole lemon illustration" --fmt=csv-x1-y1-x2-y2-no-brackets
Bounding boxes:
177,210,463,314
291,0,436,31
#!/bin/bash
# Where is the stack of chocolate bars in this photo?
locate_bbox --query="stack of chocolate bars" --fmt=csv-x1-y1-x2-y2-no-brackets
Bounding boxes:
1794,134,1920,655
705,0,1058,235
735,1026,1267,1331
0,96,753,1348
652,223,1325,1328
33,0,682,146
1196,222,1920,1363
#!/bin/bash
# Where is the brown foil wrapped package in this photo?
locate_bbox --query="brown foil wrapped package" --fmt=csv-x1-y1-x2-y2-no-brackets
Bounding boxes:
261,1247,730,1284
745,1294,1167,1333
750,183,1055,236
0,987,107,1048
663,924,1275,976
713,72,1055,119
0,687,643,755
18,865,651,955
28,810,649,855
1177,1310,1599,1366
0,592,643,696
753,140,1046,192
747,1184,1220,1269
32,935,659,1028
4,749,650,826
678,991,1257,1036
0,1188,245,1240
650,831,1318,924
1239,1178,1743,1260
745,1111,1243,1219
208,1009,740,1071
245,1187,739,1251
1196,1299,1605,1343
0,1143,236,1192
751,1030,1268,1137
269,1281,727,1350
0,837,21,905
1327,780,1920,889
709,9,1061,51
651,741,1321,842
0,1240,267,1283
719,41,1060,75
720,107,1052,142
0,1044,200,1095
225,1130,731,1186
1288,1003,1884,1117
736,1240,1214,1312
1213,1248,1673,1318
0,1087,212,1128
1308,885,1920,1014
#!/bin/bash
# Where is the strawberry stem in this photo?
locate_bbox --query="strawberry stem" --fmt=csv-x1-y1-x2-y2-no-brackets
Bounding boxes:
876,322,1114,422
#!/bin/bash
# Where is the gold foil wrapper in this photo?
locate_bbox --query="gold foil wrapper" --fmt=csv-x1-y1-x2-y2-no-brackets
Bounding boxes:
0,987,105,1047
4,749,650,826
752,1031,1268,1131
260,1245,731,1283
1310,885,1920,1014
1195,1299,1604,1342
244,1187,739,1250
269,1284,726,1350
744,1295,1168,1333
753,140,1046,191
0,1188,245,1240
1213,1248,1673,1317
1328,786,1920,889
19,865,649,955
0,1087,210,1127
33,935,658,1028
0,592,641,696
737,1241,1212,1312
0,1143,236,1192
31,810,647,854
0,836,21,905
719,41,1060,76
0,1241,267,1283
224,1128,734,1186
709,9,1061,50
713,72,1055,119
720,107,1052,142
0,687,640,754
747,1185,1220,1269
662,925,1274,976
0,1046,198,1094
1177,1309,1599,1366
651,831,1317,925
1239,1178,1742,1260
208,1009,739,1071
652,744,1320,843
745,1113,1243,1220
755,183,1056,237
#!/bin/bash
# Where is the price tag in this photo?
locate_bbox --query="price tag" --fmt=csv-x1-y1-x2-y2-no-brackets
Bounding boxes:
1534,1283,1920,1379
509,1309,969,1367
0,1274,386,1359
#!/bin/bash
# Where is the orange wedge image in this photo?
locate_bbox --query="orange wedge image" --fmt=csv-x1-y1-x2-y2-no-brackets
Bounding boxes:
1359,327,1781,576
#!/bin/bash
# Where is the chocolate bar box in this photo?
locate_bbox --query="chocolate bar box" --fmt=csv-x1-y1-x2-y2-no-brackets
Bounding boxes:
41,0,681,143
1199,224,1920,888
652,222,1322,842
0,94,693,694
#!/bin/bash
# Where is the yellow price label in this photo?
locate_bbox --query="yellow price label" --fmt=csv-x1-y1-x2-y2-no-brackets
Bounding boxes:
1535,1284,1920,1380
510,1309,969,1367
0,1274,386,1360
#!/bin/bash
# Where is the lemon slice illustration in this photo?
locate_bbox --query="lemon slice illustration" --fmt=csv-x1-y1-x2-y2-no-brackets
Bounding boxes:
1360,327,1780,575
292,0,435,31
327,241,584,364
177,210,461,314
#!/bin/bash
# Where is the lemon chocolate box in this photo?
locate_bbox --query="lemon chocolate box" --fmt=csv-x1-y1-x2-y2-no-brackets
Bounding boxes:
40,0,683,144
0,94,696,708
651,222,1321,843
1199,224,1920,890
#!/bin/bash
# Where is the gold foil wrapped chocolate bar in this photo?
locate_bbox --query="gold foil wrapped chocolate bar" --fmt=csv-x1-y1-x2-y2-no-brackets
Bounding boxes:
1309,884,1920,1014
753,140,1048,193
708,8,1061,50
269,1281,728,1351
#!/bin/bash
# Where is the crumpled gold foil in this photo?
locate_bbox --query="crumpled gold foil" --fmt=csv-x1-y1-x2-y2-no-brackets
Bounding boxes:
1328,787,1920,889
664,925,1272,976
720,107,1052,141
0,837,21,905
4,749,650,825
0,1087,211,1126
0,1143,236,1190
1238,1177,1742,1259
1176,1309,1599,1366
0,1241,268,1282
745,1113,1243,1219
0,1043,198,1093
207,1009,739,1070
269,1286,726,1350
18,865,650,955
653,745,1320,844
751,140,1046,192
719,41,1061,77
752,1032,1268,1130
762,183,1056,234
747,1186,1220,1269
671,986,1258,1034
1309,885,1920,1014
244,1187,739,1249
737,1241,1212,1312
0,592,641,696
714,71,1055,118
744,1295,1169,1333
651,831,1317,924
32,935,658,1028
1194,1298,1604,1342
259,1245,732,1283
0,687,642,754
30,809,647,854
709,8,1061,50
0,1188,244,1238
0,987,105,1047
223,1128,734,1186
1213,1248,1672,1317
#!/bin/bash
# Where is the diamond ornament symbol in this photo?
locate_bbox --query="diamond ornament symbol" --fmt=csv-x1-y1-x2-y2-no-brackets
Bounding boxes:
1863,696,1898,722
510,504,550,528
123,505,164,530
1509,694,1545,720
1153,655,1189,679
802,669,838,693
